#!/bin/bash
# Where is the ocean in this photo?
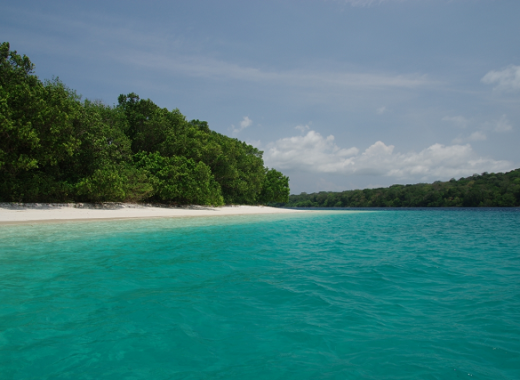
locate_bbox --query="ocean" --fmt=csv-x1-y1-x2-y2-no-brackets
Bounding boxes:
1,209,519,379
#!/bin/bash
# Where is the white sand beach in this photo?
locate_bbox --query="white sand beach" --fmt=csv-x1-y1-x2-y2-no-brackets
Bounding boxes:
0,203,308,224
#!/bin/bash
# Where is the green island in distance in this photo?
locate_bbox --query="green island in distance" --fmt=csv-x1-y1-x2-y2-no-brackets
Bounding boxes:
279,169,520,208
2,42,519,209
0,42,289,206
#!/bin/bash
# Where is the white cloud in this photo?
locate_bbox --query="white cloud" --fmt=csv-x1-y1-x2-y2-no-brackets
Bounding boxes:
241,116,252,129
295,124,311,133
468,131,487,141
264,130,359,173
231,116,252,134
7,5,437,100
123,52,434,90
481,65,520,92
264,129,513,181
494,114,513,132
451,114,512,143
442,115,469,129
377,106,387,114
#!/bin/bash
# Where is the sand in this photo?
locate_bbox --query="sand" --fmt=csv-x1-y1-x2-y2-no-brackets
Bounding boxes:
0,203,308,224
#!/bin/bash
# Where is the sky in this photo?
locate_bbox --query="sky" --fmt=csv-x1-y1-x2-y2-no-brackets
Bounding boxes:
1,0,519,194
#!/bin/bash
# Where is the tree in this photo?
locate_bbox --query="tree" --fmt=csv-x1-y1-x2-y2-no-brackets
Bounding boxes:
258,168,290,204
0,42,82,201
133,152,224,205
0,43,292,204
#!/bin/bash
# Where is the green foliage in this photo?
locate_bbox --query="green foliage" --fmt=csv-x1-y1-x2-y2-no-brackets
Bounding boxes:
133,152,223,205
74,163,153,203
0,42,82,201
75,166,129,202
284,169,520,208
0,42,290,205
259,168,290,204
209,134,265,204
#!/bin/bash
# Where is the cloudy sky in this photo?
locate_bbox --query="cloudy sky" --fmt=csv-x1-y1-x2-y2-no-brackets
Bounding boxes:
2,0,519,194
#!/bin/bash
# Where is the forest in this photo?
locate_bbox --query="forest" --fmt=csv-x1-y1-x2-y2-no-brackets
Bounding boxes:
0,42,290,205
282,169,520,207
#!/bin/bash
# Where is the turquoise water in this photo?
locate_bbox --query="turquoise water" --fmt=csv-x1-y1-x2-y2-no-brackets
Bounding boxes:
1,209,519,379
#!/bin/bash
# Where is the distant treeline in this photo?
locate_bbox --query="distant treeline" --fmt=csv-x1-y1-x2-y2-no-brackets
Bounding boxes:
0,42,289,205
280,169,520,207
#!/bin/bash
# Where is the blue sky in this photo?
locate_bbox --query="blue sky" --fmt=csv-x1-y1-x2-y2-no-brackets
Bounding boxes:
2,0,519,193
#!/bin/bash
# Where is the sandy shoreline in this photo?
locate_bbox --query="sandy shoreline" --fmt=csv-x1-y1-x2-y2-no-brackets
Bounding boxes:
0,203,309,225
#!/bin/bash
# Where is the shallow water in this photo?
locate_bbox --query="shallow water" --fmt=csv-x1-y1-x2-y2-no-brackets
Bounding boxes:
1,209,519,379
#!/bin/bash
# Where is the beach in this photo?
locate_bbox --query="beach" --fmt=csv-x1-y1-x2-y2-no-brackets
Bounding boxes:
0,203,307,224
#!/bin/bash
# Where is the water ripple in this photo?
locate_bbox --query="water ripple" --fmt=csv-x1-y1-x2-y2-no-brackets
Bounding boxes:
1,209,519,379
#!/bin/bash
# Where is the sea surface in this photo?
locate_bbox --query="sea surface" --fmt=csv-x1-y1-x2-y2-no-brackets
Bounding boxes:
1,209,519,379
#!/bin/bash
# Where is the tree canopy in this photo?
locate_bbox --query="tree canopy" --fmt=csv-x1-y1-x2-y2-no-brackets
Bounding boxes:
0,42,290,205
281,170,520,208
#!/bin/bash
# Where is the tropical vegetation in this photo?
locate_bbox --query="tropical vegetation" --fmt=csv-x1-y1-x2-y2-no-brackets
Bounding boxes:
281,169,520,207
0,42,290,205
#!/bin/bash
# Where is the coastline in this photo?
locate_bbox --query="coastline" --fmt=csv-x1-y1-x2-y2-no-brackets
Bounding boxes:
0,203,309,225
